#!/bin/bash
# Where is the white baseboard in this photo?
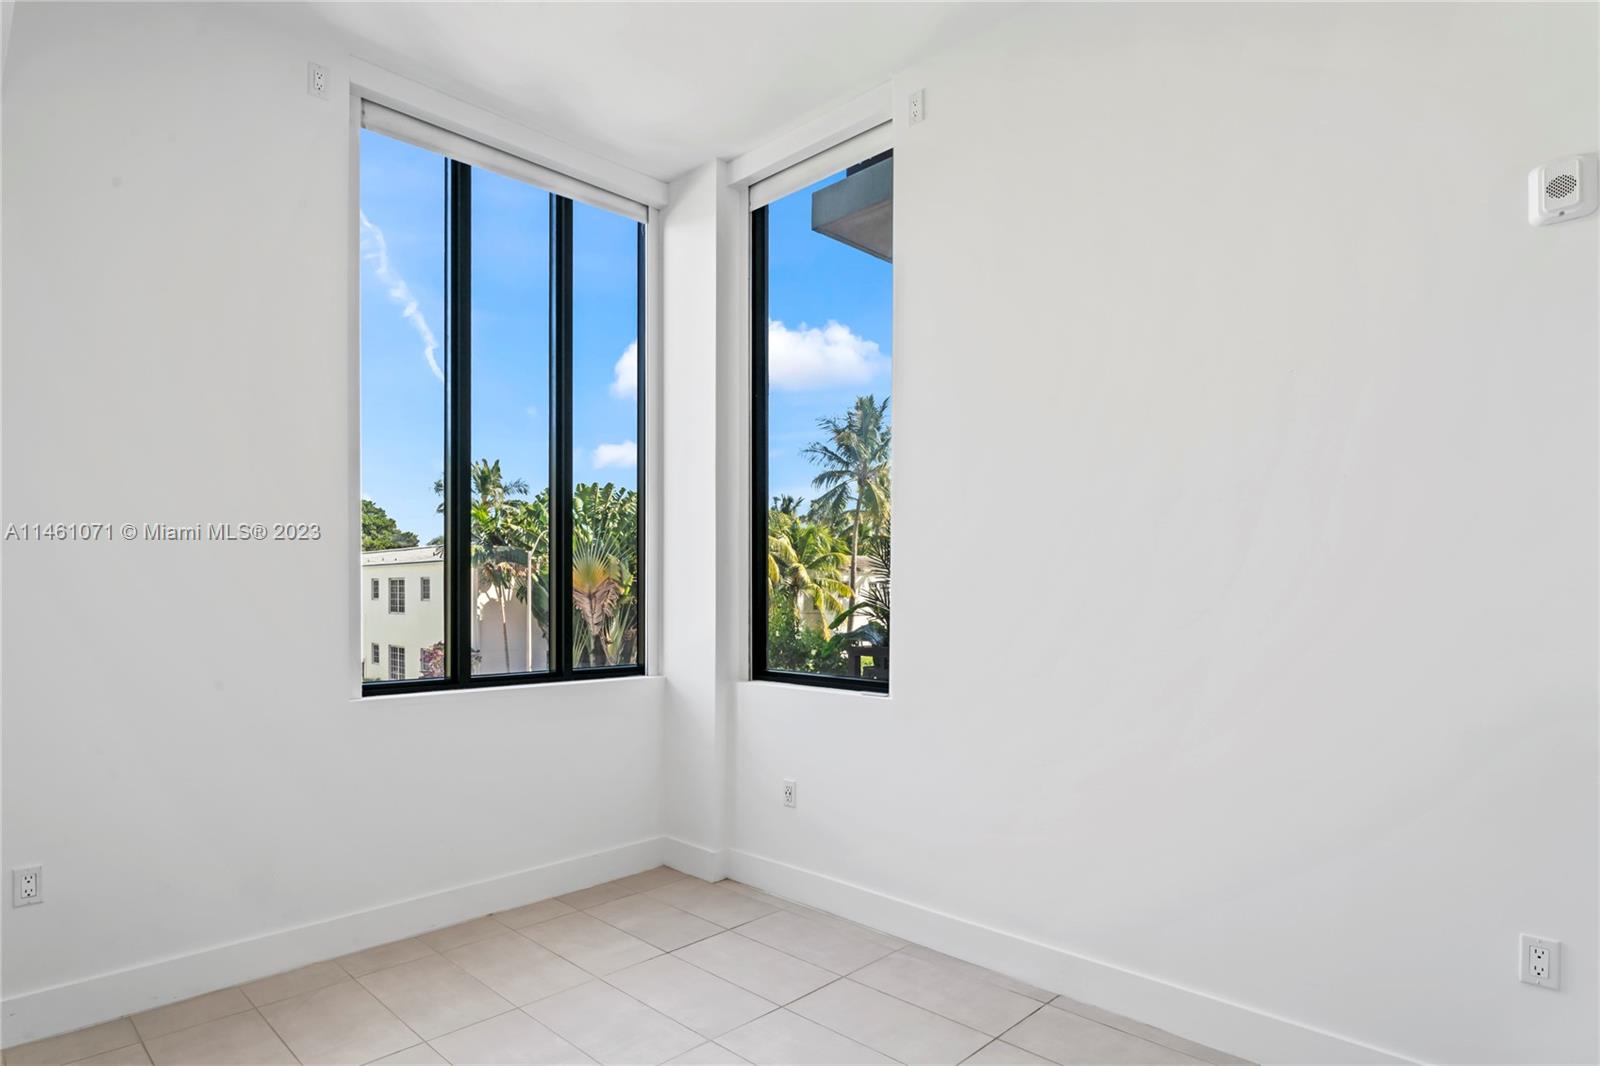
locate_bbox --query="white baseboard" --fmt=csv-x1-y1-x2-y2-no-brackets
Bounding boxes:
1,836,665,1049
662,836,727,882
726,849,1415,1066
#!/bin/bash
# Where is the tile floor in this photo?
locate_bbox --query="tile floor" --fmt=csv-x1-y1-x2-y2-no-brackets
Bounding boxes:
4,870,1250,1066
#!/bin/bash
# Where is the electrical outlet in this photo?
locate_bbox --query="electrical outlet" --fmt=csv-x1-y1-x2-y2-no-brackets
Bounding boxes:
1520,934,1560,989
783,779,797,808
909,89,926,125
13,866,42,907
306,61,330,101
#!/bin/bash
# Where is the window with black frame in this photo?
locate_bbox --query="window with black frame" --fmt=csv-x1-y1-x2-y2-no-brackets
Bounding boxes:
358,108,645,692
752,146,892,691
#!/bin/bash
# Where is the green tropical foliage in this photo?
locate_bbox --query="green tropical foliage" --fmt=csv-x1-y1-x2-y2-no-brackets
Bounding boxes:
361,498,418,551
766,395,891,678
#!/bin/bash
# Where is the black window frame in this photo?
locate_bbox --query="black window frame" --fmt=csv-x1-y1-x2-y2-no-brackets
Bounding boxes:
750,200,889,694
361,145,647,697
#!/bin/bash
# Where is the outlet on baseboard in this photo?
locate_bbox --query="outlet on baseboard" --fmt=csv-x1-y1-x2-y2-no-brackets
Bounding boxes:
1520,934,1560,989
783,779,797,808
13,866,42,907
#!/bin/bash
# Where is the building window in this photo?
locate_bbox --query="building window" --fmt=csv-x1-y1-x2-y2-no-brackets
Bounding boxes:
388,577,405,614
371,643,380,664
387,645,405,680
751,142,892,691
359,105,646,693
371,578,379,600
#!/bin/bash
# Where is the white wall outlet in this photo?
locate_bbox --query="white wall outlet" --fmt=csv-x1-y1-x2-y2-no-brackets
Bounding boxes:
1520,934,1560,989
909,89,926,125
306,61,330,101
12,865,42,907
782,779,797,808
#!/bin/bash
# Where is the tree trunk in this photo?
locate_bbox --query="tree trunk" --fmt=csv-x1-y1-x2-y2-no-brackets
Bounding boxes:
848,493,862,607
498,588,511,673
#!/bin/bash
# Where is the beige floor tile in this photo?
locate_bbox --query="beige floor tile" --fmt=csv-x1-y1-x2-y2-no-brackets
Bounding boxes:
444,931,590,1005
898,944,1055,1003
4,1019,142,1066
143,1011,296,1065
131,987,253,1041
790,979,989,1064
1048,997,1251,1065
357,955,511,1040
430,1010,592,1065
1003,1006,1205,1065
493,898,576,930
587,895,722,951
65,1044,152,1066
240,960,349,1006
609,867,690,895
671,933,834,1005
418,917,512,953
962,1040,1056,1064
716,1010,893,1065
555,880,639,911
666,1043,748,1064
778,903,905,951
337,938,437,978
520,913,660,975
734,911,896,975
643,882,779,928
852,951,1040,1036
523,981,701,1065
367,1045,448,1065
256,979,417,1064
607,955,774,1039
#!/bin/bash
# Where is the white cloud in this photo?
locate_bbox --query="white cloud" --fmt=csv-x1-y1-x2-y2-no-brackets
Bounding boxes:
359,211,443,382
767,320,885,391
591,441,637,469
610,342,637,399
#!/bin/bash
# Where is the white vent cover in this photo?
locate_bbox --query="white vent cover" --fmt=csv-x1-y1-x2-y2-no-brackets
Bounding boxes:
1529,154,1598,226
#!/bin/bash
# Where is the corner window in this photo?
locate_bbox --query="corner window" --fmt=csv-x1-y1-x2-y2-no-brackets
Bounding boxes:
358,106,645,692
751,141,892,690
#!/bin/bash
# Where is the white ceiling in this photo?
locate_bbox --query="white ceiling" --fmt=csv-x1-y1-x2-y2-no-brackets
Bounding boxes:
274,2,1018,182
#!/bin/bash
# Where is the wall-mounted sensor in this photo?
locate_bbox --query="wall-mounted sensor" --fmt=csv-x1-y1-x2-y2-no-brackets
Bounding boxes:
1529,154,1597,226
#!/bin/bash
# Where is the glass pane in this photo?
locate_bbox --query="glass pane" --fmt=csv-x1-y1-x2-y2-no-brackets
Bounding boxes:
763,153,892,681
359,129,446,682
469,168,552,676
570,201,641,669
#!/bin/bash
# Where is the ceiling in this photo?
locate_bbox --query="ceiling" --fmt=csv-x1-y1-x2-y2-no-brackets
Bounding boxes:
272,2,1018,182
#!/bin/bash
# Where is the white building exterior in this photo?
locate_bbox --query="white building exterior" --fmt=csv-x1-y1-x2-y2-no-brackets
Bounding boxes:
360,547,547,680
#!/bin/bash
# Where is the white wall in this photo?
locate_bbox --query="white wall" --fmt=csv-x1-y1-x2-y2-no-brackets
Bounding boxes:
1,2,663,1042
733,5,1598,1064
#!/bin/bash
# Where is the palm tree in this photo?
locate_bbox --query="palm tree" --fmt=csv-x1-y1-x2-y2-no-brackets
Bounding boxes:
805,395,891,604
767,511,852,638
435,460,540,672
572,540,628,667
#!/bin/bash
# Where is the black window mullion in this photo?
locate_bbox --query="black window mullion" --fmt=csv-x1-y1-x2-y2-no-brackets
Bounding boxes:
750,207,769,680
633,221,646,673
446,160,472,686
550,196,575,678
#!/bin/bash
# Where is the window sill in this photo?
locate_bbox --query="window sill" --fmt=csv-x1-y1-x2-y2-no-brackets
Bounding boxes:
352,672,660,704
737,679,892,704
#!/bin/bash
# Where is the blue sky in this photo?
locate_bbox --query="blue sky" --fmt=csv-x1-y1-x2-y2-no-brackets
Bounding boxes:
359,130,889,538
765,170,893,506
